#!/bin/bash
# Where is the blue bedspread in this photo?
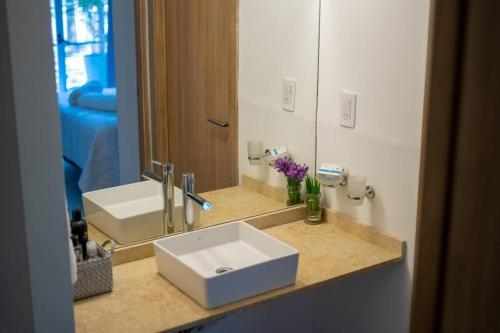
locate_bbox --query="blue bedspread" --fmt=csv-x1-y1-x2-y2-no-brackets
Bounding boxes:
59,93,120,193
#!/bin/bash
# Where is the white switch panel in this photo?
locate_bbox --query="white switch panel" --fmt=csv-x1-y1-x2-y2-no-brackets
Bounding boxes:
282,78,296,112
339,90,356,128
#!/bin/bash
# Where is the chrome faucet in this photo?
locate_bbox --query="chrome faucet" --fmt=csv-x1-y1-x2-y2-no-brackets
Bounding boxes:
142,162,175,234
182,173,212,232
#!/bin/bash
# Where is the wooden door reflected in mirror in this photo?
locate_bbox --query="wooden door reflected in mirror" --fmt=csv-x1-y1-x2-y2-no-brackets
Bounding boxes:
136,0,238,193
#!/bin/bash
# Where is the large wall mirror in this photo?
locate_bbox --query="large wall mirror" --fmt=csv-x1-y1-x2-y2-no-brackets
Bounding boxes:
69,0,320,248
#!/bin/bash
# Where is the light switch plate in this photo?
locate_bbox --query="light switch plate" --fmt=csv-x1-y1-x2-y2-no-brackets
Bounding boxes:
339,90,356,128
282,78,296,112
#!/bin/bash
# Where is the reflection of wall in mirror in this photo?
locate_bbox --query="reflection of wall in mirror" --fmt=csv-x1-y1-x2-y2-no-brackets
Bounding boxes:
238,0,321,188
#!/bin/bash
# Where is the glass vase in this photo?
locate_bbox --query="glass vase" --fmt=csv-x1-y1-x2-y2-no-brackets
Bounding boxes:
287,185,303,206
305,193,322,223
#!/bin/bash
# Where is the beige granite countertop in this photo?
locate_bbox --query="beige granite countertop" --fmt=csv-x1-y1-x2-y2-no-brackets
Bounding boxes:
198,185,287,228
75,216,404,333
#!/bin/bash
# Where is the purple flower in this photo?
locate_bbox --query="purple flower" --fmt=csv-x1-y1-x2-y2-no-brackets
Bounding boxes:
274,157,309,182
274,156,292,174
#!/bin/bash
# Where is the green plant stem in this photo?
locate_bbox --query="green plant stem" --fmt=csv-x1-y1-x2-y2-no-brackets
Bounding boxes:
305,175,321,195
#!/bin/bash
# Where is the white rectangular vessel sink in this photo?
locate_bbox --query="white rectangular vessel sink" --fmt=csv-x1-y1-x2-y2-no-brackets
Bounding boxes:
154,221,299,309
83,180,184,244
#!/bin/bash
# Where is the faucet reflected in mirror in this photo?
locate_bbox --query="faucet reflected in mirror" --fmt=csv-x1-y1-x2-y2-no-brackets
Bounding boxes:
142,161,175,234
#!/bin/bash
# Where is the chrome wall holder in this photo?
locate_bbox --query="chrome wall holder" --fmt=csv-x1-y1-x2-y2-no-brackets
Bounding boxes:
346,185,376,201
346,175,375,206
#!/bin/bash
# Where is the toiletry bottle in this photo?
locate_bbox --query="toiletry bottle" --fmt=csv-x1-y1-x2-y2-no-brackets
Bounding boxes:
71,209,88,258
71,235,83,263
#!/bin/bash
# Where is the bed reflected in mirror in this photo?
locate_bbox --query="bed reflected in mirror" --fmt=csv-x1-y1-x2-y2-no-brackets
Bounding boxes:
49,0,121,211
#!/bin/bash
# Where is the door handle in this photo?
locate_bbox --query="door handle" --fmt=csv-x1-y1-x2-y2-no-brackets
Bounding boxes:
208,118,229,128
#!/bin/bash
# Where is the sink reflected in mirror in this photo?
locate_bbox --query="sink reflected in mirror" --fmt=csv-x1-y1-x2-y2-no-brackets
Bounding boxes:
83,180,186,244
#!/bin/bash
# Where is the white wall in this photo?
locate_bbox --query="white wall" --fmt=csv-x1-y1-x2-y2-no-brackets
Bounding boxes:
1,1,75,331
313,0,430,331
238,0,320,183
201,290,314,333
113,0,141,185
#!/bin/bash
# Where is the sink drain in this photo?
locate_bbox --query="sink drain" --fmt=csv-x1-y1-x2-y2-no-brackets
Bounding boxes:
215,267,233,274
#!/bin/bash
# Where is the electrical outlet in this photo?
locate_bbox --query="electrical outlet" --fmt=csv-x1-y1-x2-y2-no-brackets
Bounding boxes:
282,78,296,112
339,91,356,128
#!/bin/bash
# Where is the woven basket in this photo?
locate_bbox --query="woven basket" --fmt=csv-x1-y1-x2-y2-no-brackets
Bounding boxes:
74,240,115,301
